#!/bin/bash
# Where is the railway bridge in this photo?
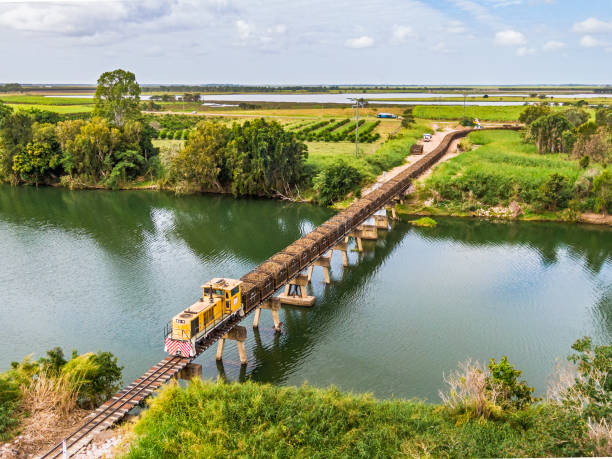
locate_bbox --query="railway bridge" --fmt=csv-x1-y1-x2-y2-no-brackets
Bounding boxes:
42,126,519,457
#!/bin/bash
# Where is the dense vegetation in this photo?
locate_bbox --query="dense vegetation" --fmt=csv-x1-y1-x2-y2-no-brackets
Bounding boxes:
170,119,307,197
0,70,158,189
0,347,122,441
418,105,612,218
125,338,610,457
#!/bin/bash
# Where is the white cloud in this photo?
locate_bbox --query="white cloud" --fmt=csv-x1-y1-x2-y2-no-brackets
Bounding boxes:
580,35,607,48
345,35,374,48
431,42,451,53
391,25,415,44
494,29,527,46
573,17,612,34
447,20,468,34
235,19,252,40
542,40,565,51
516,46,536,56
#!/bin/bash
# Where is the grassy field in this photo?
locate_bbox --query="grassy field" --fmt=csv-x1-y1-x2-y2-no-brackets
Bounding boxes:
0,95,93,105
123,379,588,458
7,104,93,114
413,105,531,121
409,130,593,219
371,96,612,105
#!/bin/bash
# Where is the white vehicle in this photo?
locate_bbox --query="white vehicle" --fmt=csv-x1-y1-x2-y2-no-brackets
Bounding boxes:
423,133,433,142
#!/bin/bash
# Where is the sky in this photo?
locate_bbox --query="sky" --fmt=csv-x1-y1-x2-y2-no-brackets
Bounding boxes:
0,0,611,85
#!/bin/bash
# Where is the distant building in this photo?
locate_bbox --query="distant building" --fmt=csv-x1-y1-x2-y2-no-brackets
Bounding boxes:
376,113,397,119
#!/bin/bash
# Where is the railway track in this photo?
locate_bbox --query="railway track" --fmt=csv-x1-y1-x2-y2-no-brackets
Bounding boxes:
40,355,190,458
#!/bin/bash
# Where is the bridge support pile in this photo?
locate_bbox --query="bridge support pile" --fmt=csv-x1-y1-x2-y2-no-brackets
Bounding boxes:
216,325,248,365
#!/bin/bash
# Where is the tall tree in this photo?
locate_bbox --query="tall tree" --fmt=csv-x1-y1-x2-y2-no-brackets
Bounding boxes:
93,69,141,127
529,113,574,153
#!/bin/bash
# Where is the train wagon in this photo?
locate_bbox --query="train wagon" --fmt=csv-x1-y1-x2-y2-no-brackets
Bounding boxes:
164,278,243,357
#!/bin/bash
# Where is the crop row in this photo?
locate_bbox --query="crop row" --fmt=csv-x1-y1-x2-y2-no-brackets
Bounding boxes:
290,118,380,142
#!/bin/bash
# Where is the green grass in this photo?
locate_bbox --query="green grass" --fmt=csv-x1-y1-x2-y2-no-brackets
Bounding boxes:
414,105,529,121
124,379,588,458
7,104,93,114
0,95,93,105
305,122,432,183
422,130,584,208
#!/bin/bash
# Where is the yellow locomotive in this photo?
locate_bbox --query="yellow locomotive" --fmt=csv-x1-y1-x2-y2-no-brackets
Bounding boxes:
164,278,243,357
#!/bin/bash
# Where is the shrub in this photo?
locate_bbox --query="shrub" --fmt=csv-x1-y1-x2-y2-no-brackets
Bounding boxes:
313,160,363,205
593,169,612,214
579,155,590,169
537,173,572,210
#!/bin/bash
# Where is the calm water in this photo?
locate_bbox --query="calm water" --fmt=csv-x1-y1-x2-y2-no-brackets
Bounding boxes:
1,185,611,401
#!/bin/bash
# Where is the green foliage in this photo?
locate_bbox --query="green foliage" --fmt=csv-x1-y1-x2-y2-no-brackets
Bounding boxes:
0,112,33,181
519,104,552,125
593,168,612,214
563,108,590,127
538,173,572,211
0,375,20,441
171,119,307,197
529,113,574,153
579,155,590,169
566,337,612,421
126,380,589,458
425,131,581,208
93,69,141,127
0,101,14,122
460,117,475,127
313,160,363,205
410,217,437,227
488,356,536,410
0,348,122,440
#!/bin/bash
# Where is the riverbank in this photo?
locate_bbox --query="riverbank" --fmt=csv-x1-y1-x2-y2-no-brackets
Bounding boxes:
403,129,612,227
118,378,598,457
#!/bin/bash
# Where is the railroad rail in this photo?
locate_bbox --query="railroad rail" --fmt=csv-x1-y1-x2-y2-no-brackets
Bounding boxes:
43,126,520,457
40,356,189,458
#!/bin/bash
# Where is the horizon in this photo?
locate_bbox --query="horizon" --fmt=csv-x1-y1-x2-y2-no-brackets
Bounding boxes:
1,0,611,85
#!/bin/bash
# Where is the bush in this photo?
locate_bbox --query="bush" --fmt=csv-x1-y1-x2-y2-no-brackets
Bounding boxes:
537,173,572,211
313,160,363,205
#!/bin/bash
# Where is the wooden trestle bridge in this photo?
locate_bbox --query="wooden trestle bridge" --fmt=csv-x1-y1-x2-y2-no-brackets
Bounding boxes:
41,126,517,457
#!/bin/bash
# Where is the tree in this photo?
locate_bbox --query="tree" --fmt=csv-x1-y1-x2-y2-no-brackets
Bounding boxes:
518,104,551,125
0,112,33,181
0,101,12,123
572,127,611,163
93,69,141,127
593,168,612,215
171,120,231,191
529,113,574,153
538,173,571,210
313,160,363,205
563,108,590,127
227,119,307,196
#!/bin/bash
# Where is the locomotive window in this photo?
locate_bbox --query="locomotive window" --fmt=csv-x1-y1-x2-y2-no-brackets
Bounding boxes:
214,289,224,296
203,287,211,295
231,286,239,296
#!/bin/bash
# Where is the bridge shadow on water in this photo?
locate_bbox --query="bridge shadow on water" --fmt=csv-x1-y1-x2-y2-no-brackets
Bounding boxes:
204,216,612,385
202,222,410,385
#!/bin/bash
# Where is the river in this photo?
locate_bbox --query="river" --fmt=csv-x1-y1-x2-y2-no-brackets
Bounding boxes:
1,185,611,401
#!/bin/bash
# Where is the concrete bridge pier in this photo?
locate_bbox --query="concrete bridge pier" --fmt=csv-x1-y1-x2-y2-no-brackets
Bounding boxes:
374,214,389,229
216,325,248,365
358,224,378,240
252,297,282,332
278,274,315,307
307,254,331,284
385,204,399,220
331,241,349,266
345,229,363,252
176,363,202,381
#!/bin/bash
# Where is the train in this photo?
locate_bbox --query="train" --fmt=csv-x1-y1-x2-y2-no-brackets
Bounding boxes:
163,128,516,357
164,278,244,357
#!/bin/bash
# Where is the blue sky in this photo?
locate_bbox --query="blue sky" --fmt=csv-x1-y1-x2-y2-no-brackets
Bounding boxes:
0,0,611,84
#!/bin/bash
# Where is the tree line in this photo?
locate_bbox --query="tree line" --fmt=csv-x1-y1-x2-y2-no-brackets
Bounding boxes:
170,118,307,197
0,69,158,189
